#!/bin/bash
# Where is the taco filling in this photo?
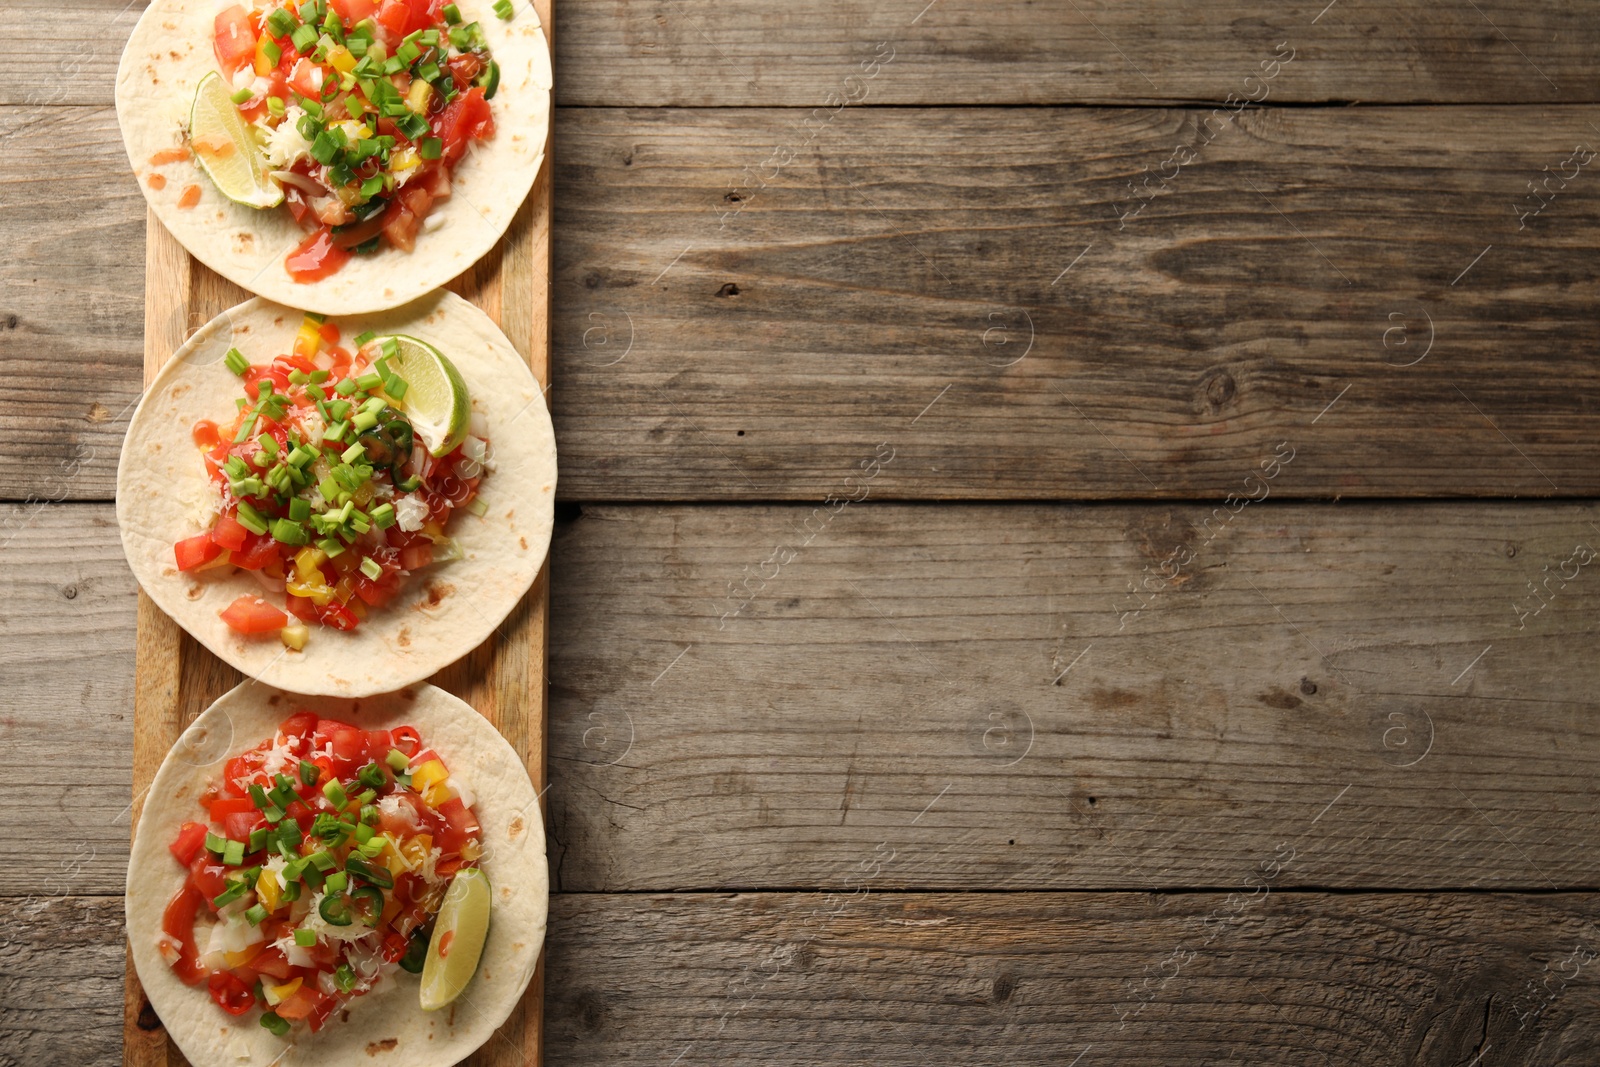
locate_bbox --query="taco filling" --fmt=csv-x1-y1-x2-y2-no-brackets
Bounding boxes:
204,0,506,280
158,711,486,1035
174,313,489,645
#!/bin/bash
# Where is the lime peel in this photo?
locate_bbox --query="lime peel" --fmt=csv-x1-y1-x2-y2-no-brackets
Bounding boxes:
190,71,284,210
419,867,492,1012
381,335,472,457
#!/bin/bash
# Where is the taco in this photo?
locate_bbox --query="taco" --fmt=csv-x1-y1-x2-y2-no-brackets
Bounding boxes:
115,0,551,314
127,681,548,1065
117,290,555,697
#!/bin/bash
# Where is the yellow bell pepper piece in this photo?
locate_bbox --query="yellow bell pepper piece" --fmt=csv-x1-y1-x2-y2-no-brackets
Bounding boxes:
405,79,432,115
460,838,483,862
423,783,457,808
327,45,357,74
256,868,282,912
253,35,279,76
279,623,309,650
294,547,328,584
410,760,449,794
292,313,323,359
264,977,303,1006
287,577,333,606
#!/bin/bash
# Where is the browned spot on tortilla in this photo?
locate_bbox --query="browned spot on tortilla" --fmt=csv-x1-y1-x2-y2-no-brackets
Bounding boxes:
185,584,203,601
447,1005,456,1027
366,1038,398,1055
509,815,524,838
233,232,255,252
419,581,454,609
397,626,411,648
169,383,189,399
519,536,527,550
268,694,282,706
86,402,110,423
169,50,181,59
504,509,514,519
273,316,285,327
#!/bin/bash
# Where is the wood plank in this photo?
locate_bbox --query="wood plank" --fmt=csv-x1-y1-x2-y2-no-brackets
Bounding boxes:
9,0,1600,108
9,104,1600,501
545,500,1600,891
8,892,1600,1065
16,500,1600,895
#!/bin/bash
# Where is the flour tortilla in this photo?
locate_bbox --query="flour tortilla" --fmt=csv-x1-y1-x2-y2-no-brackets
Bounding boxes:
127,682,548,1067
114,0,551,314
116,290,555,697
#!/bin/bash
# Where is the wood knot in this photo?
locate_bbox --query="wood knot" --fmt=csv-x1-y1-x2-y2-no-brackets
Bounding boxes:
1203,369,1237,410
1300,677,1318,695
716,282,741,297
992,973,1018,1004
136,1000,163,1032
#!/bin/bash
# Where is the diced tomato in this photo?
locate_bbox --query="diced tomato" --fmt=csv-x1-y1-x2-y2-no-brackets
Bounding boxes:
329,0,379,20
224,810,264,840
399,543,433,571
286,229,351,282
210,512,249,552
376,790,427,835
435,796,481,855
208,972,256,1016
175,533,225,572
192,420,222,449
213,5,257,76
250,947,295,980
230,532,281,571
161,884,206,984
286,593,318,622
380,203,421,254
435,87,494,165
221,595,290,635
285,799,315,833
287,58,327,99
326,725,369,775
318,322,341,346
352,572,400,608
188,853,232,901
376,0,414,35
169,822,210,866
280,710,319,742
209,795,256,822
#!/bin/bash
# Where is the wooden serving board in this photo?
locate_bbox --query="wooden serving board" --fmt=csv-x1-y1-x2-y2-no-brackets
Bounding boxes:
122,3,554,1061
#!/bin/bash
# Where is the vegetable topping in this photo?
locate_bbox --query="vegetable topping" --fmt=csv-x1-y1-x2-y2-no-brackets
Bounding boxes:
160,712,486,1035
175,314,489,647
202,0,506,279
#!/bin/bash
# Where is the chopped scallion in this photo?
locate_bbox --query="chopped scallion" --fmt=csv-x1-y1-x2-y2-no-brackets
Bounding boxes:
294,927,318,947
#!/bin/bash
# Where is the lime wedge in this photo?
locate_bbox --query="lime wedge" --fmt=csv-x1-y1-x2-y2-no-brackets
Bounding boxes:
189,71,283,209
419,868,492,1012
381,335,472,457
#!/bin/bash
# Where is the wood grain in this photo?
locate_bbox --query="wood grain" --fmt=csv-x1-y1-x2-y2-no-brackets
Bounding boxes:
8,892,1600,1066
9,0,1600,108
9,104,1600,501
13,499,1600,895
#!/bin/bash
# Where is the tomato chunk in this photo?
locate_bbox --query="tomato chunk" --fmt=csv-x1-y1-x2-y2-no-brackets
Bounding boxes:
213,5,257,76
435,87,493,165
161,883,206,984
175,533,224,572
220,595,289,635
169,822,210,866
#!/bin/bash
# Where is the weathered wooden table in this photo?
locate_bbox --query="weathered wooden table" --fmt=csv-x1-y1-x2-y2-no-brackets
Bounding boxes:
5,2,1600,1063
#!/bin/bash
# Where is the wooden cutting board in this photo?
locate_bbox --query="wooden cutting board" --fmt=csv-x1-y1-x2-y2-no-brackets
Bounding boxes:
121,3,553,1061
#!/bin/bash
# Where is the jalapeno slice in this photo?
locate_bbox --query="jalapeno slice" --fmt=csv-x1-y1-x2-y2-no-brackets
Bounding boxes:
319,892,354,926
